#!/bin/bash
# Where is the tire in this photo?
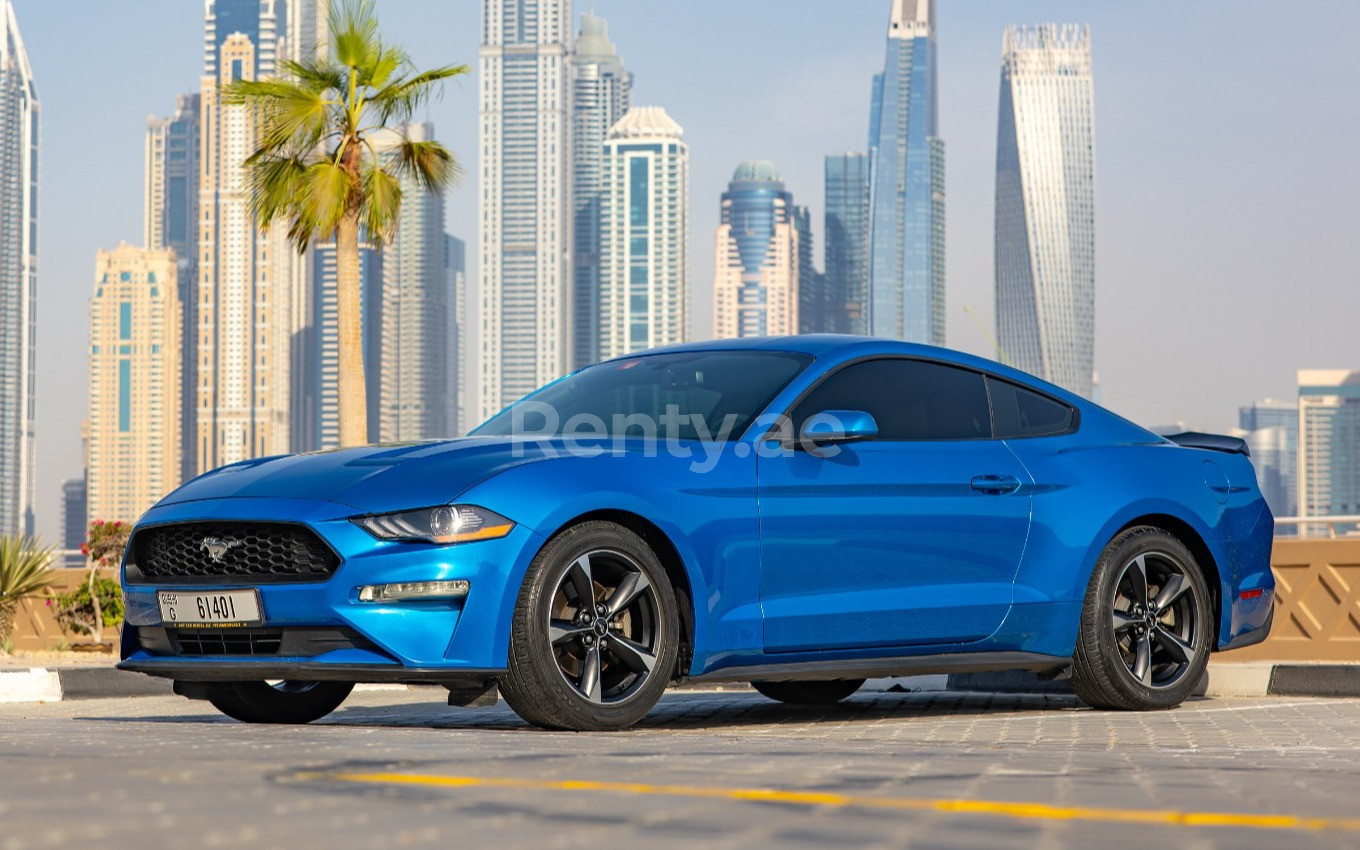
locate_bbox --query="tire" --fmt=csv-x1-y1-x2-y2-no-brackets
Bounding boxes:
206,680,354,724
751,679,865,705
499,521,680,731
1070,526,1212,710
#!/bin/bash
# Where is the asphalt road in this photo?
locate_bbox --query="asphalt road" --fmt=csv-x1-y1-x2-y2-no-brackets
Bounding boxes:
3,688,1360,849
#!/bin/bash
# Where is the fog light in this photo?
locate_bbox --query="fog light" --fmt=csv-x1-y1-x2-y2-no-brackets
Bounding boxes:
357,580,471,603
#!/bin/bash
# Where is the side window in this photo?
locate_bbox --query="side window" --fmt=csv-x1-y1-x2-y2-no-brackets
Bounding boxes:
791,359,992,441
987,377,1076,438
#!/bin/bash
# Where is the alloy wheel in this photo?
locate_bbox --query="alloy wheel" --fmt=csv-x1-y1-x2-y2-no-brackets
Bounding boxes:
546,549,661,704
1110,551,1201,689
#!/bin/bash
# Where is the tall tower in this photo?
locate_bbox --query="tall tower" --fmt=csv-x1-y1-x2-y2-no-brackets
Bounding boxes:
1298,371,1360,534
995,24,1095,397
145,93,200,483
599,107,688,358
793,205,824,334
713,161,799,339
87,245,182,525
867,0,944,345
379,122,454,442
446,234,467,434
824,152,871,335
0,0,37,536
479,0,573,420
197,1,291,471
571,12,631,368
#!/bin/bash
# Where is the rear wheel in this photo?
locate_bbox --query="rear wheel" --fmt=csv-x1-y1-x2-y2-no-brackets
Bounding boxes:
499,521,680,731
206,680,354,724
1070,526,1211,710
751,679,865,705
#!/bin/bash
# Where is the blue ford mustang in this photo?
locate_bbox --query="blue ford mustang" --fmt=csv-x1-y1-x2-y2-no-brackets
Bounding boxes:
119,336,1274,730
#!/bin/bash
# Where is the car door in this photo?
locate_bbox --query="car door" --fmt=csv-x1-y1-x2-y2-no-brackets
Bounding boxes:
757,358,1033,653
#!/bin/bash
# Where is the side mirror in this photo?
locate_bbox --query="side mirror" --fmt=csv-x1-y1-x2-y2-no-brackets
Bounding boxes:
798,409,878,448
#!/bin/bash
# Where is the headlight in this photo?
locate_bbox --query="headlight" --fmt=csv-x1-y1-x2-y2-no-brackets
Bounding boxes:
353,505,515,544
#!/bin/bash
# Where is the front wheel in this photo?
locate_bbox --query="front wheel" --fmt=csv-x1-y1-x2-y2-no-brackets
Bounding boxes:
499,521,680,731
1070,526,1211,710
206,680,354,724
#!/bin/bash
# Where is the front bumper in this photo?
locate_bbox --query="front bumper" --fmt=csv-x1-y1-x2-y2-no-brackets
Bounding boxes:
119,497,542,679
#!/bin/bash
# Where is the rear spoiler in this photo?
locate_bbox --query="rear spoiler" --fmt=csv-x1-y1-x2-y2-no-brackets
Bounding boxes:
1163,431,1250,458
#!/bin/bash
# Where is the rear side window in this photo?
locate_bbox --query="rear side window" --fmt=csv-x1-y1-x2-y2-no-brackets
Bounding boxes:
791,359,992,441
988,377,1076,438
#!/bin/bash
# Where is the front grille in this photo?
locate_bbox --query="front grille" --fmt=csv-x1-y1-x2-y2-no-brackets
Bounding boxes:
173,629,284,656
128,521,340,584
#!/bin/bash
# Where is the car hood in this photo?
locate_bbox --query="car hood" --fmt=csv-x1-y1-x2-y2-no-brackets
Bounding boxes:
159,437,556,514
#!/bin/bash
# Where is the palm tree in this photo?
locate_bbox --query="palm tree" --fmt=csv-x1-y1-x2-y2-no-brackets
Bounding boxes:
0,536,55,650
225,0,467,446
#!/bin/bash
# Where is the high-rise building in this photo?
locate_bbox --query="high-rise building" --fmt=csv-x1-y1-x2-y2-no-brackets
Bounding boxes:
197,5,292,471
866,0,944,345
1238,398,1298,521
793,205,826,335
446,234,467,434
87,245,181,525
295,236,382,451
995,24,1096,397
145,93,200,483
479,0,573,420
713,161,800,339
0,0,37,537
1298,371,1360,531
599,107,688,358
571,11,631,368
60,477,86,567
824,152,871,336
379,122,454,443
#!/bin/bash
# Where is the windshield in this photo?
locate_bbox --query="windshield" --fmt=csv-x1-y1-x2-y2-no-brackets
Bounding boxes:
474,350,812,441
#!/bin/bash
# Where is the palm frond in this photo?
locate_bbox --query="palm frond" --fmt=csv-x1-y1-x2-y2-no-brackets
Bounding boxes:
331,0,380,70
393,137,459,193
362,44,409,90
371,64,469,125
246,154,311,241
280,59,346,95
303,159,358,241
361,166,403,246
0,536,55,601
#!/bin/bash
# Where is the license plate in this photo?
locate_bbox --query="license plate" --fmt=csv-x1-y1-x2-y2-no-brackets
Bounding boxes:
157,590,262,627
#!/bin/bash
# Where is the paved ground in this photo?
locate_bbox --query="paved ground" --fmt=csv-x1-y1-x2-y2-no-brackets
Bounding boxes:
3,688,1360,849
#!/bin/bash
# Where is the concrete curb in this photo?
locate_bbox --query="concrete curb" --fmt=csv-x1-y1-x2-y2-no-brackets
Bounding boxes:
945,662,1360,698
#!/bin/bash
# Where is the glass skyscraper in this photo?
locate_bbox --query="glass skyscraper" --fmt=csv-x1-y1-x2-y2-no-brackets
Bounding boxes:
599,107,688,358
0,0,37,536
1238,398,1298,521
866,0,944,345
479,0,573,422
571,11,631,368
713,161,800,339
145,93,199,484
994,24,1096,397
824,152,871,335
1298,371,1360,532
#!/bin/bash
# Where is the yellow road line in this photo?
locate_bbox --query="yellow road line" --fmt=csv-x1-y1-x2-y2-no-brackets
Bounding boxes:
292,770,1360,832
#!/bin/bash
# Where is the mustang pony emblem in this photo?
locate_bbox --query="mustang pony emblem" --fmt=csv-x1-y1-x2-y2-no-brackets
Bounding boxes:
200,537,242,563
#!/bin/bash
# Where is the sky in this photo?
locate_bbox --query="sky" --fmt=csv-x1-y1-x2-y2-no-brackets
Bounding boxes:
10,0,1360,542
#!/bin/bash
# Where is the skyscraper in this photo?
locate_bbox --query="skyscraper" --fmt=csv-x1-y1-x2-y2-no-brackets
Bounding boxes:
145,93,200,483
1238,398,1298,520
379,122,454,443
479,0,573,421
60,477,86,567
571,11,631,368
87,245,181,525
599,107,688,358
994,24,1096,397
1298,371,1360,531
866,0,944,345
793,205,825,335
0,0,36,536
824,152,871,335
713,161,800,339
446,234,467,434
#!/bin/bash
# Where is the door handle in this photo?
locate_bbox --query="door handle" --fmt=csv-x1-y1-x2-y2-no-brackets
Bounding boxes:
971,474,1022,495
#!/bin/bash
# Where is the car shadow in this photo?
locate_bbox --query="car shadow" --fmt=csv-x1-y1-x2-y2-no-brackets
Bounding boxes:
80,687,1099,732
